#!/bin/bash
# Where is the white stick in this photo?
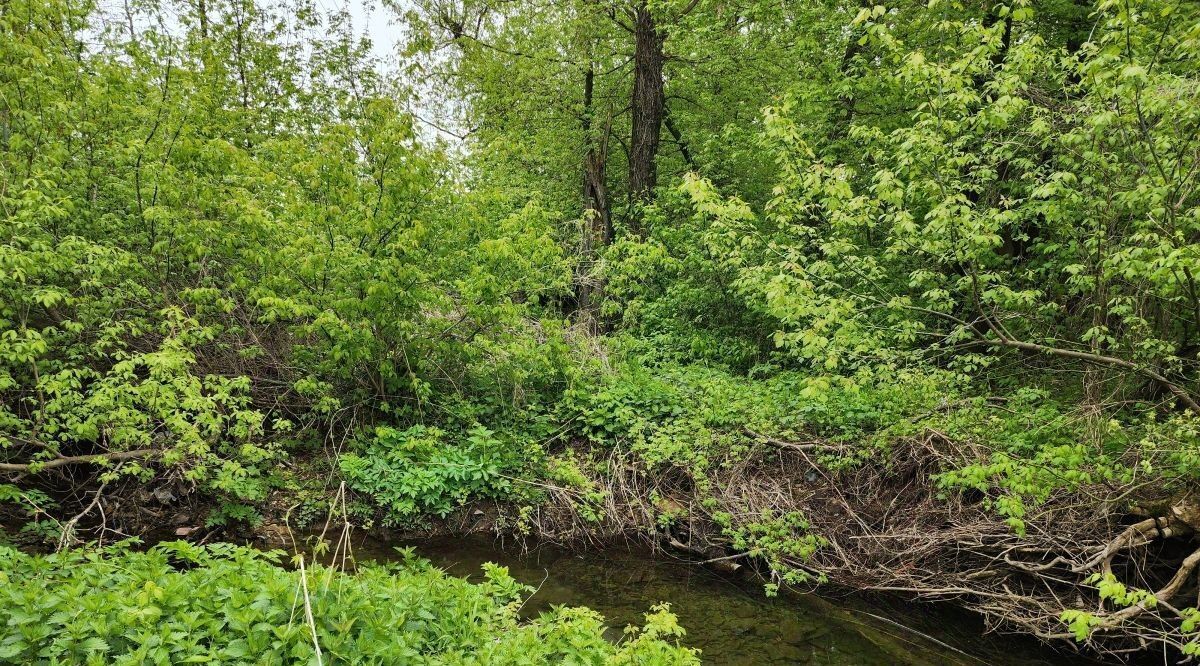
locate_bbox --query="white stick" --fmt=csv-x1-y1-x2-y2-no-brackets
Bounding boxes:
297,555,324,666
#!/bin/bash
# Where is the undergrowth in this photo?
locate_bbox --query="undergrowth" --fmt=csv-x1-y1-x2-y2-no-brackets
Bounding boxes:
0,540,698,665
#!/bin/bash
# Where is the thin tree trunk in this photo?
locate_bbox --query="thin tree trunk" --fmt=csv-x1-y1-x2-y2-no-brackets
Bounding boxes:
577,63,612,332
830,18,862,138
123,0,136,40
829,0,872,140
663,105,696,171
197,0,209,40
582,64,611,244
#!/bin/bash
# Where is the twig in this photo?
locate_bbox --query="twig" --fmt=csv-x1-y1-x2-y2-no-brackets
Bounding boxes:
742,427,842,452
56,483,106,551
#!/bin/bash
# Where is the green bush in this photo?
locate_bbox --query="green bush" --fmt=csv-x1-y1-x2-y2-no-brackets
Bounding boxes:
565,367,684,443
0,541,699,665
340,425,522,524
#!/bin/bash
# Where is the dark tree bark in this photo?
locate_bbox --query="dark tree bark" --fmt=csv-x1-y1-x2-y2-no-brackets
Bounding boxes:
577,63,611,331
830,38,862,139
123,0,136,40
830,0,872,140
582,65,611,245
196,0,209,40
628,0,665,217
663,105,696,171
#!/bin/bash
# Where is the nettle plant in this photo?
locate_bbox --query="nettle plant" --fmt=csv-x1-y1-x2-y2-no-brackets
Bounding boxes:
565,367,686,444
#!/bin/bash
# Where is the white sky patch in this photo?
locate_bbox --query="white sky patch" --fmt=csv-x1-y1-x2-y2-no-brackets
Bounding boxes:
321,0,404,70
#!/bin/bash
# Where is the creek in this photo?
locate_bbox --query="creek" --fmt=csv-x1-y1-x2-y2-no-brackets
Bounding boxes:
345,534,1092,665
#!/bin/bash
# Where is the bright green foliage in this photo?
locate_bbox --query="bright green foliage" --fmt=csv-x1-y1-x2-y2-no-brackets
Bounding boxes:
0,541,698,664
1181,608,1200,655
1060,609,1105,642
566,360,953,472
682,0,1200,387
566,367,685,444
931,392,1125,534
6,0,1200,655
1058,573,1159,641
340,425,523,524
715,510,827,589
598,192,777,370
661,0,1200,543
1088,572,1158,609
0,0,574,510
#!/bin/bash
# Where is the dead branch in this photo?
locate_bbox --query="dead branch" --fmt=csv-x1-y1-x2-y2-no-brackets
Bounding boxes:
0,449,159,473
56,484,106,551
743,427,843,453
986,337,1200,413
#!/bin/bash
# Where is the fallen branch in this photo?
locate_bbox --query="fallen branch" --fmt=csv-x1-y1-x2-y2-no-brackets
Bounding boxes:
1085,547,1200,632
743,427,843,453
1074,515,1192,574
0,449,159,473
57,483,106,551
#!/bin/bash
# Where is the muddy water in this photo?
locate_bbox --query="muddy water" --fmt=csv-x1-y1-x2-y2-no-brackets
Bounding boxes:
347,534,1089,666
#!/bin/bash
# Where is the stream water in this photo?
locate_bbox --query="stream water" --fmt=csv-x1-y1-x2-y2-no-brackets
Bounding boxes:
347,534,1091,666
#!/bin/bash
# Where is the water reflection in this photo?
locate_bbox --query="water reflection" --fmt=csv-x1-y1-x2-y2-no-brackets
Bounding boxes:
342,534,1084,666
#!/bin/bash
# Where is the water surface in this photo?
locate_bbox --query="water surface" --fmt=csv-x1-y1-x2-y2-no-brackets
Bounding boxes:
347,534,1088,666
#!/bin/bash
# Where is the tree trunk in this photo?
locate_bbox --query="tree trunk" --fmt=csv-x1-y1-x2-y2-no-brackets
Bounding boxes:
628,0,665,218
582,65,611,245
197,0,209,40
829,7,865,140
577,63,611,332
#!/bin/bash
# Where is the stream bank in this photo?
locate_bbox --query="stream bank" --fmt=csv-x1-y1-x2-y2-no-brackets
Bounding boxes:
332,532,1104,666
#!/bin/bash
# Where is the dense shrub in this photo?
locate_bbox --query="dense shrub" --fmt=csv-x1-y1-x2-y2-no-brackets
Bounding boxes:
340,425,526,524
0,541,698,665
0,0,573,509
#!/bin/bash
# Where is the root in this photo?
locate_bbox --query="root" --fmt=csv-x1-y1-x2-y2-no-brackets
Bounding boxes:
1078,501,1200,576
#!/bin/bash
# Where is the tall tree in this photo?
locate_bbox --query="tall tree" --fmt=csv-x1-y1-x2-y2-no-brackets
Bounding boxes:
627,0,665,211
